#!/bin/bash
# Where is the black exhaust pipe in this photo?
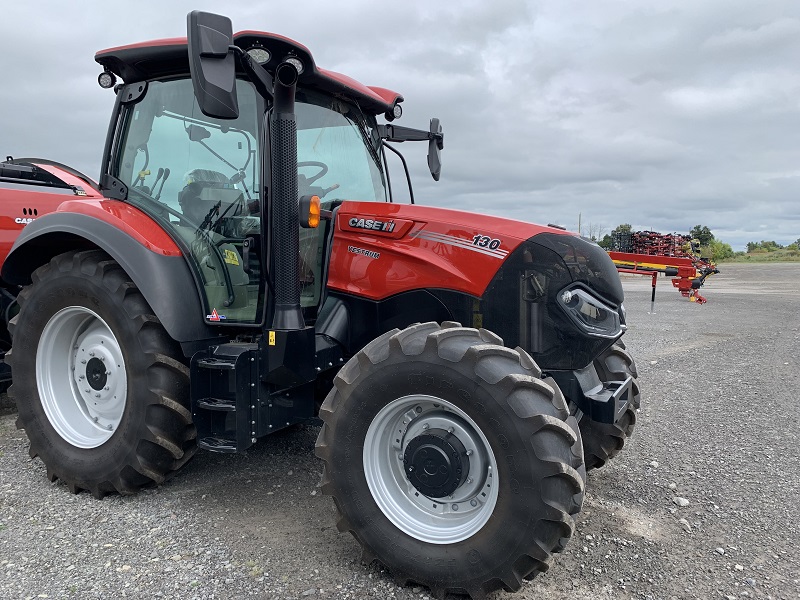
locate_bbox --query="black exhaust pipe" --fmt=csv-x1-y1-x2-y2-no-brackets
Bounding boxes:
270,62,304,330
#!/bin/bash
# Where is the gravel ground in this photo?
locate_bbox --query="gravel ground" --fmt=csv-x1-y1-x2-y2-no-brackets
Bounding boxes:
1,262,799,600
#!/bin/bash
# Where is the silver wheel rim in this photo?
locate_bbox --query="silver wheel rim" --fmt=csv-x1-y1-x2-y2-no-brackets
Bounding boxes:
36,306,127,448
363,394,499,544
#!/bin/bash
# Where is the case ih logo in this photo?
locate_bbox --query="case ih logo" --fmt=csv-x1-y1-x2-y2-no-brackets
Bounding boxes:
348,217,396,233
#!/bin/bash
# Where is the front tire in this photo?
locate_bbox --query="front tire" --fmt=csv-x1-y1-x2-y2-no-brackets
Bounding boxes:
578,342,641,471
9,250,195,497
315,322,584,598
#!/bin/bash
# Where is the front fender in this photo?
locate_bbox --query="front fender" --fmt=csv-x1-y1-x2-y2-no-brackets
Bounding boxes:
1,207,219,349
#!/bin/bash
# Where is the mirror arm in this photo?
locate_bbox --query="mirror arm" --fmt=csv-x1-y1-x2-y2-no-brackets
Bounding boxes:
230,45,274,99
378,124,443,148
382,142,414,205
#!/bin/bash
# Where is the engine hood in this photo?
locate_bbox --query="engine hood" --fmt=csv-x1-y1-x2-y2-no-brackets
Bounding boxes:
326,201,589,301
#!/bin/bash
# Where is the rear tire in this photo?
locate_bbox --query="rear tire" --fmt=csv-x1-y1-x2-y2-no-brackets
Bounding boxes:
8,250,195,497
316,322,584,598
578,343,641,471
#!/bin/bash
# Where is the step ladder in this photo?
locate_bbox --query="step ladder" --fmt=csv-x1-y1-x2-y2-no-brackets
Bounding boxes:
190,343,258,453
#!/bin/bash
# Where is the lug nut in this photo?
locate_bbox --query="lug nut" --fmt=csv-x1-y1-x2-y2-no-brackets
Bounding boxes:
422,423,429,430
451,504,459,511
470,499,477,507
466,449,473,456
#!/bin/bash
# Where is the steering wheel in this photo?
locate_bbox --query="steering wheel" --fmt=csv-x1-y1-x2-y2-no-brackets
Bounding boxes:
298,161,328,185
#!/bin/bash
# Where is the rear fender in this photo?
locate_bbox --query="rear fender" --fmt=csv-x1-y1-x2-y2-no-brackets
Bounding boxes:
1,211,219,351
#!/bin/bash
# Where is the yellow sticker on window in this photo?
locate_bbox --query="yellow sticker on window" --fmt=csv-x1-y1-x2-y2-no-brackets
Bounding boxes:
223,249,240,266
268,331,276,346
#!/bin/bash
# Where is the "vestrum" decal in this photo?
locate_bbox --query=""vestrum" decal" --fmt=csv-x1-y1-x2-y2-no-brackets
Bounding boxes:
348,245,380,259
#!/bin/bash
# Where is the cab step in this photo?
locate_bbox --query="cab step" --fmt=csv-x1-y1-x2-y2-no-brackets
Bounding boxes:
190,343,258,453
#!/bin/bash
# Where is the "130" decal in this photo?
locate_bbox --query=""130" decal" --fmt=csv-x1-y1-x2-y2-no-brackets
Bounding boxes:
472,234,502,250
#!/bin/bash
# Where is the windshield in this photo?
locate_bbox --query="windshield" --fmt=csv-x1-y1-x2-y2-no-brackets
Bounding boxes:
295,89,387,203
295,90,388,314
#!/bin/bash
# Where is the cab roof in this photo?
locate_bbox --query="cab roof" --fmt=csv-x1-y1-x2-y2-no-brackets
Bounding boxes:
95,31,403,116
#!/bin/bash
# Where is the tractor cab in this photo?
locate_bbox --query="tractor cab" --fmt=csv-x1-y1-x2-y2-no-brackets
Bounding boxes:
95,24,416,327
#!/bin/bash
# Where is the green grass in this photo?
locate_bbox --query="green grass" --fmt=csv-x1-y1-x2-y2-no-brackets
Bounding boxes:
721,249,800,263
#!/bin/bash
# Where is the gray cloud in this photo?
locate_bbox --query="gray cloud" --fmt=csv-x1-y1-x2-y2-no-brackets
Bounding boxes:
1,0,798,250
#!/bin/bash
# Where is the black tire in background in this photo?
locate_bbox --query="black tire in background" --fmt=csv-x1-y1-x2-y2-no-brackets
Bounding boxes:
578,342,641,471
8,250,195,497
316,322,584,599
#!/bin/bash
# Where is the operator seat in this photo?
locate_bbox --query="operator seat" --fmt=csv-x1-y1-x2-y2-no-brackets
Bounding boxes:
176,170,252,314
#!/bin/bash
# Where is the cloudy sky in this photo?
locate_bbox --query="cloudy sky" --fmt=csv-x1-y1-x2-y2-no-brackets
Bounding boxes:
1,1,798,250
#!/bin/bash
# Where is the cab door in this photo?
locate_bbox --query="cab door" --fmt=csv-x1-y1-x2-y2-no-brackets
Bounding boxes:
113,78,266,325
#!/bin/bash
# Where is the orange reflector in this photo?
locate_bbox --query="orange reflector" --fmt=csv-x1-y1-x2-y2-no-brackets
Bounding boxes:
299,194,321,228
307,195,320,228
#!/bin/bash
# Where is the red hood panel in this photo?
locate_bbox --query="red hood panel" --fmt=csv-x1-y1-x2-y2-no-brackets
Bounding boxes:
327,201,575,300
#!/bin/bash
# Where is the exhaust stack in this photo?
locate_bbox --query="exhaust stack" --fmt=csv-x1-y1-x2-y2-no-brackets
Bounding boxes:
270,62,304,330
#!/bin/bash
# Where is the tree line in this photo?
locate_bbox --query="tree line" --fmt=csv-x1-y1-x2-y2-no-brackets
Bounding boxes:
584,222,798,261
595,225,736,261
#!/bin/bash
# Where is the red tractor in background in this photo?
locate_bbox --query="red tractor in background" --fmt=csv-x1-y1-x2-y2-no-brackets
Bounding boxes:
0,12,640,598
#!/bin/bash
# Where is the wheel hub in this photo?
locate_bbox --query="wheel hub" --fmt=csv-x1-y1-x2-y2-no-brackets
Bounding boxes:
37,306,128,448
363,394,499,544
85,357,108,391
404,429,469,498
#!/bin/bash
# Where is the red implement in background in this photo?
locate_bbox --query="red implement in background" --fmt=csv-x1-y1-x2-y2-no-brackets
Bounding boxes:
609,251,718,307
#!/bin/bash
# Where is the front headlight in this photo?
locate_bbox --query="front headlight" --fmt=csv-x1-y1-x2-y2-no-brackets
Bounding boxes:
559,287,622,338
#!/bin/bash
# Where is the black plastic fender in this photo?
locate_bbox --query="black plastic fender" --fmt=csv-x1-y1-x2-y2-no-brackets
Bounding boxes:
1,212,222,354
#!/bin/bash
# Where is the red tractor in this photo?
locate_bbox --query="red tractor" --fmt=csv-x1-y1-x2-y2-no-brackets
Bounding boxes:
0,12,640,598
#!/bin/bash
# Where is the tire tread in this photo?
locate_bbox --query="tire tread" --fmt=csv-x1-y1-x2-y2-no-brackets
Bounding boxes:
315,321,585,598
9,249,195,495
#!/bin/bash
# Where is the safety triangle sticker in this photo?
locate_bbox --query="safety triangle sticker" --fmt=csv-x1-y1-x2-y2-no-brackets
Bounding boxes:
207,308,226,321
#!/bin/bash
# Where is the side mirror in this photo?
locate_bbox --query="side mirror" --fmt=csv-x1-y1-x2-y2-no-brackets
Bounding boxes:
427,118,443,181
187,11,239,119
